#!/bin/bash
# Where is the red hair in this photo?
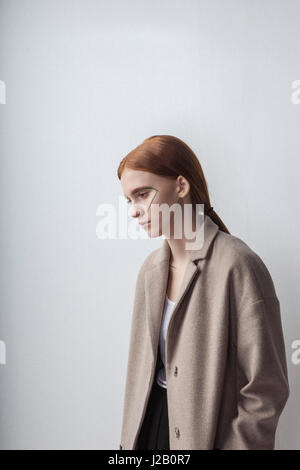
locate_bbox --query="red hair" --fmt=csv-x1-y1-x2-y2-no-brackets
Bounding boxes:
117,135,230,234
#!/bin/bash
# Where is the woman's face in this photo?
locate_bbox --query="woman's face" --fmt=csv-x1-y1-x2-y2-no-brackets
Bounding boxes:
120,168,192,238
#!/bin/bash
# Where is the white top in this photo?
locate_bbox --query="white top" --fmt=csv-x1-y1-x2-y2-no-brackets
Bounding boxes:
155,295,176,389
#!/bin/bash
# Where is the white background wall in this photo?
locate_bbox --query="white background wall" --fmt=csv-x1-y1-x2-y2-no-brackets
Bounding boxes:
0,0,299,449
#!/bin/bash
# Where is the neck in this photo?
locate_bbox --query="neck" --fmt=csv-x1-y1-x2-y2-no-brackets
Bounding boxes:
167,210,204,267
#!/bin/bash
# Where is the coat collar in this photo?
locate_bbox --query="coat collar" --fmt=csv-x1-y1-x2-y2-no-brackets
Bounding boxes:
144,215,220,364
151,214,220,266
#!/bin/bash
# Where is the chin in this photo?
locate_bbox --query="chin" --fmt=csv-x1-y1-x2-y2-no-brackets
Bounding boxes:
147,225,162,238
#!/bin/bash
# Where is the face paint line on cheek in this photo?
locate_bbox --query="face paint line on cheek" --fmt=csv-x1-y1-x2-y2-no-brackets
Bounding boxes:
146,188,159,219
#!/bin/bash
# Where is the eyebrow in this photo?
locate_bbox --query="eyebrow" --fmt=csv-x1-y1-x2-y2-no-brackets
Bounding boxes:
125,185,156,200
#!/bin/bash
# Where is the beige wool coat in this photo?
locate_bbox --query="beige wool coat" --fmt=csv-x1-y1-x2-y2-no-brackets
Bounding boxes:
119,215,290,450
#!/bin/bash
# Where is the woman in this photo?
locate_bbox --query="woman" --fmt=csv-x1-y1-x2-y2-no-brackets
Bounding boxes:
117,135,290,450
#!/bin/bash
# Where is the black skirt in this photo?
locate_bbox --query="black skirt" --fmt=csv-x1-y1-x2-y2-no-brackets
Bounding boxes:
136,378,170,450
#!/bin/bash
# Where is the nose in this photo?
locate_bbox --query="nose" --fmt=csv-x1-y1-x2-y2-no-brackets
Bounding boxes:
129,205,143,219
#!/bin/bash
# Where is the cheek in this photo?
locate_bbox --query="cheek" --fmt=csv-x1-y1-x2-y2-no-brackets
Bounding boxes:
148,189,176,211
148,191,178,221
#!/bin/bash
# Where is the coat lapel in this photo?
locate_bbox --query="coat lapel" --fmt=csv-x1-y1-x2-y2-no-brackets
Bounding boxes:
144,215,220,364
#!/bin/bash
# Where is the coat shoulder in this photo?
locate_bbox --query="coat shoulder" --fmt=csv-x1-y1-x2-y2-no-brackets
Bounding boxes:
214,230,279,303
133,245,162,286
141,246,160,269
214,230,263,265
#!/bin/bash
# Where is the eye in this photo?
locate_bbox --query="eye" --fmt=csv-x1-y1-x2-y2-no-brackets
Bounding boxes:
126,199,131,205
138,192,148,198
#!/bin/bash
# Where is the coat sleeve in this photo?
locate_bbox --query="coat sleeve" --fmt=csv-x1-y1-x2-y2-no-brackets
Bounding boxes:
221,252,290,449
